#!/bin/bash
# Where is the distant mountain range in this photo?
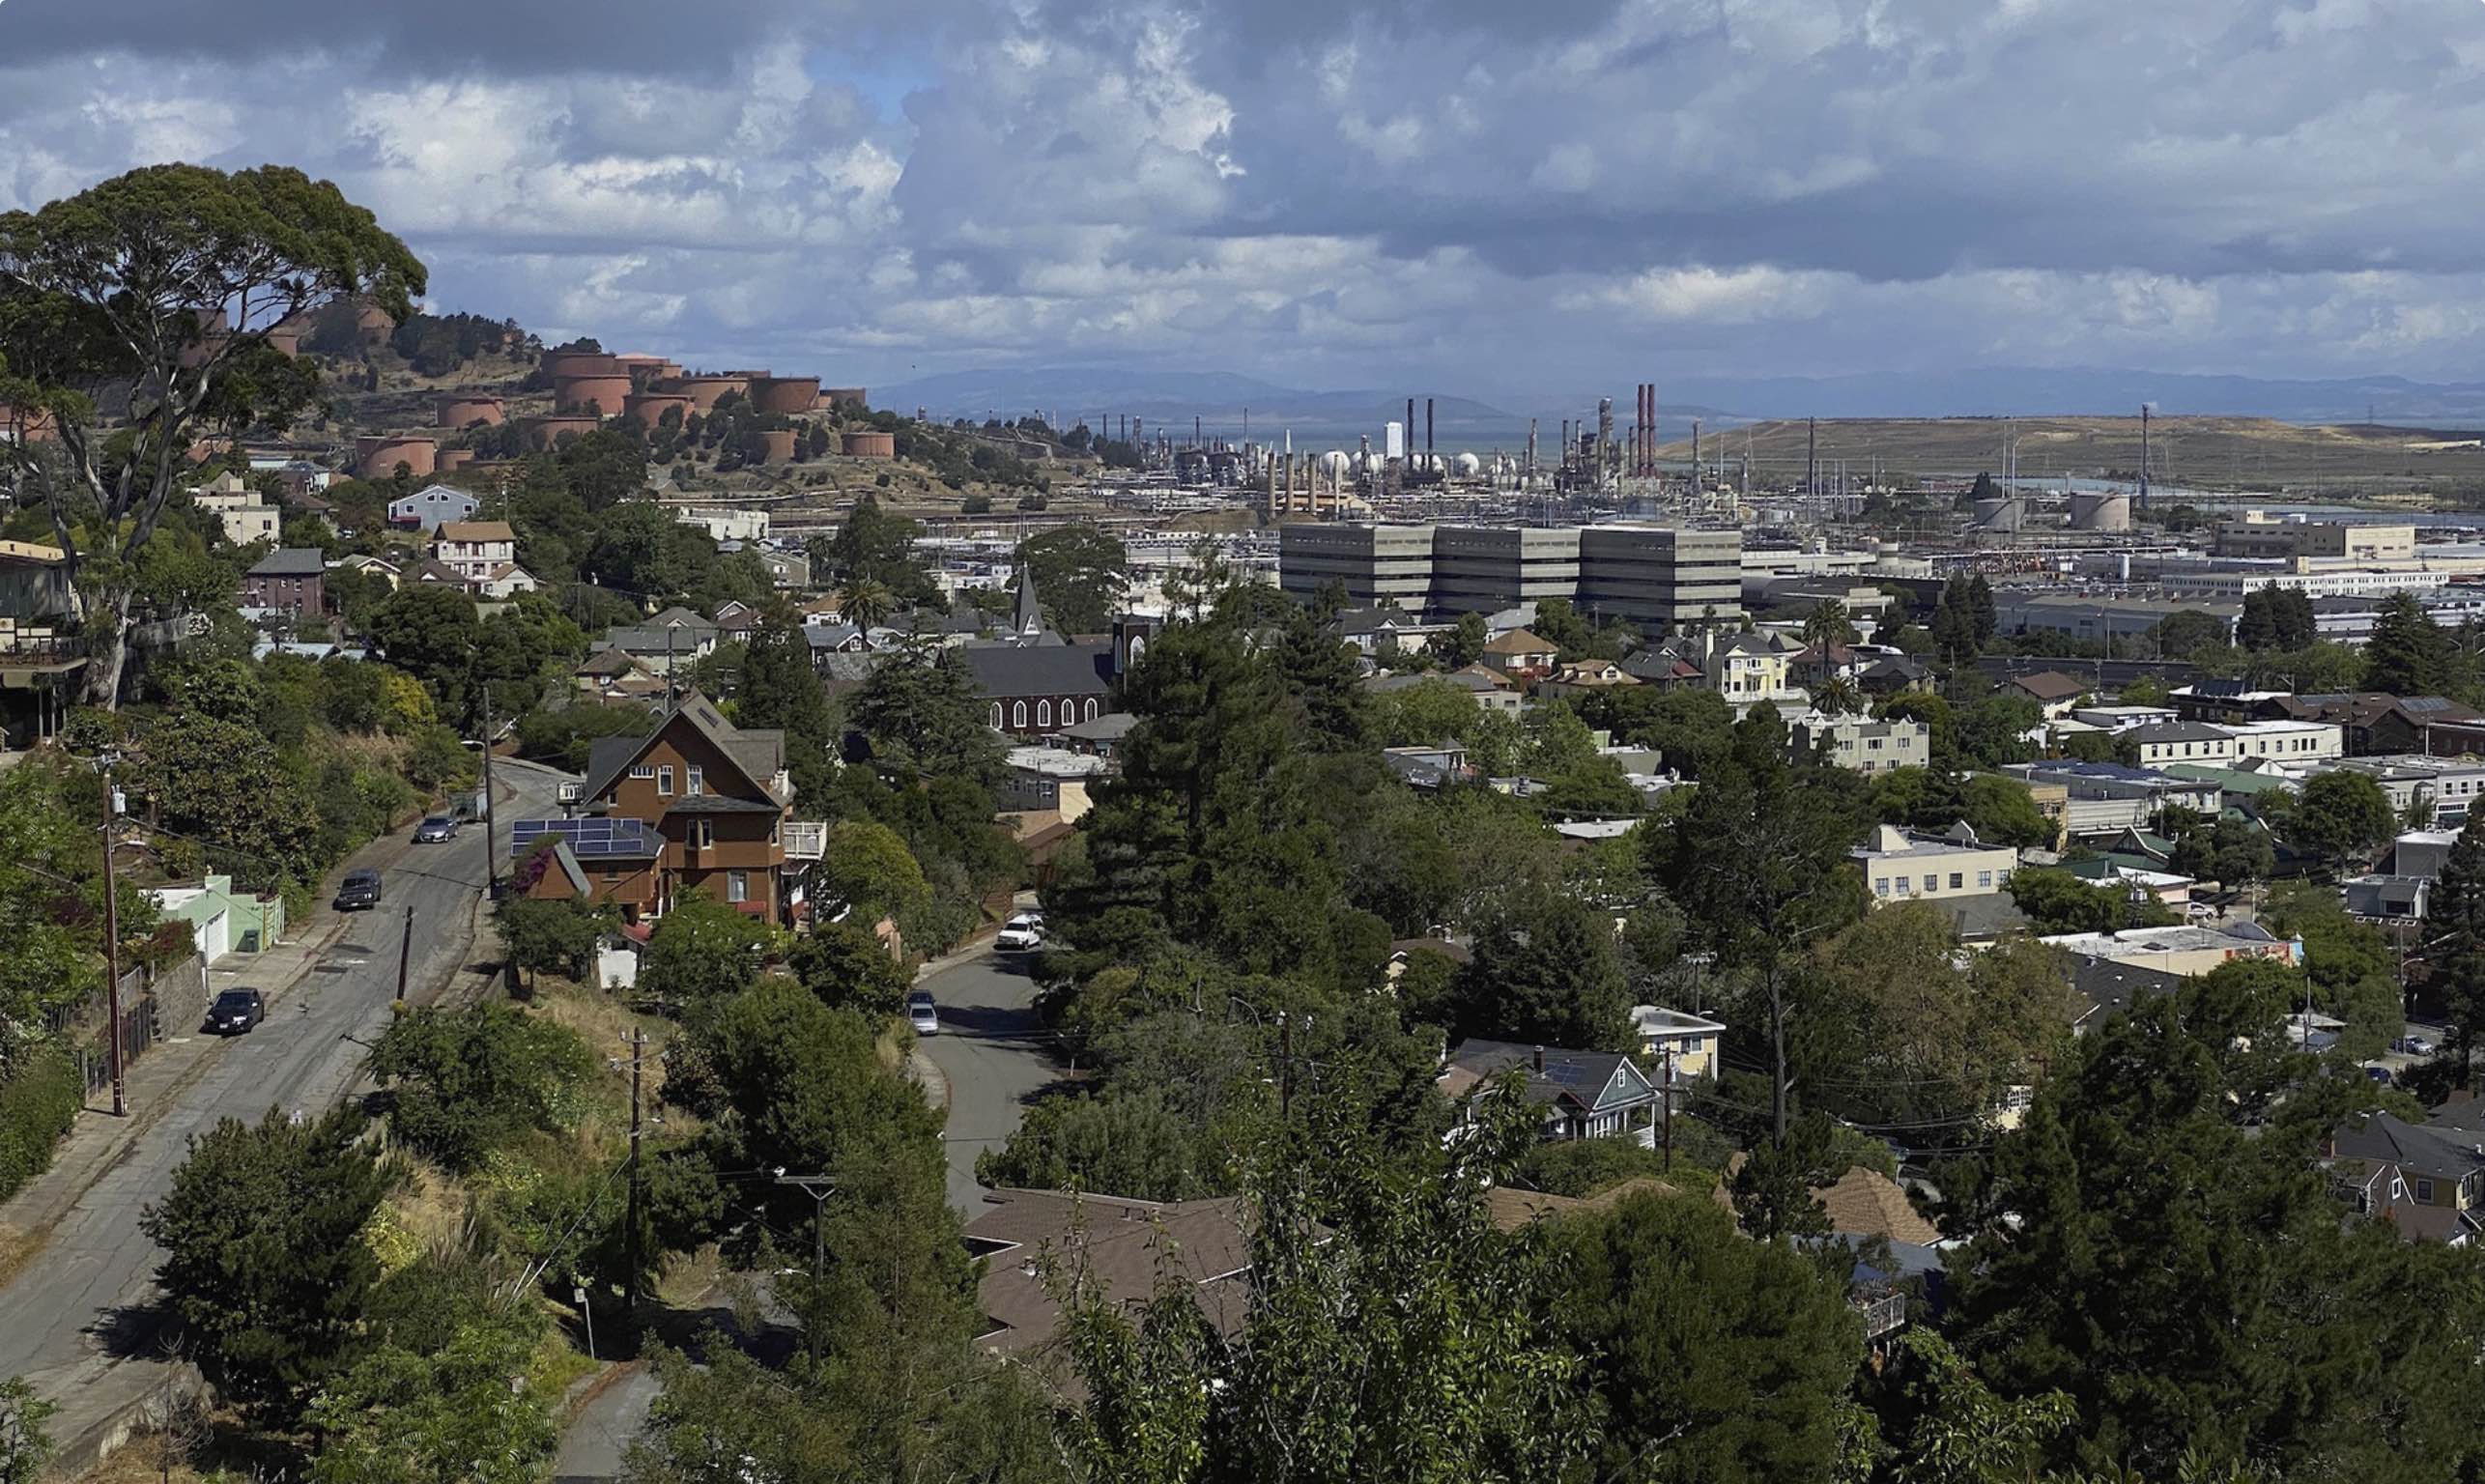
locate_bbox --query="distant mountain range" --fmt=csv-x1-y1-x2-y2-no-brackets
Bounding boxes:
874,364,2485,448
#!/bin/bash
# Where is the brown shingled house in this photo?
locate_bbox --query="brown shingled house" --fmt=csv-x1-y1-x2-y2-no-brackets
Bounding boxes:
961,1188,1256,1360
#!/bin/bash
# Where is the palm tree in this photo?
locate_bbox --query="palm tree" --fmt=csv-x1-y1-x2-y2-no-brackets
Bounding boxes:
1810,673,1866,717
1800,599,1856,652
840,577,895,633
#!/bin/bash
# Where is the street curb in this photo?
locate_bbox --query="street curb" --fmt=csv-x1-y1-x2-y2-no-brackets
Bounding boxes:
909,1048,952,1114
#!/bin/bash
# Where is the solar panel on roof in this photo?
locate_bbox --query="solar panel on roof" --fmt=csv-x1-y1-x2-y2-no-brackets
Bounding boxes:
2405,697,2455,712
508,816,658,860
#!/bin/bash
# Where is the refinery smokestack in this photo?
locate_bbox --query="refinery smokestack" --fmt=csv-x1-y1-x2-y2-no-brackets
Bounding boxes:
1425,398,1434,461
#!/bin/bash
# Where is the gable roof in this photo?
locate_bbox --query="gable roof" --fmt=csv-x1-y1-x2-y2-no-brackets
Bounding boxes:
1482,627,1552,654
2332,1111,2485,1183
1442,1039,1651,1115
436,520,516,542
962,642,1115,699
2012,671,2088,701
1814,1166,1943,1246
579,691,783,808
246,548,327,577
964,1188,1253,1355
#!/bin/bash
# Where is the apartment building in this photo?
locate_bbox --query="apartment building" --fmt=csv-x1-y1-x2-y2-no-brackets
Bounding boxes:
1278,522,1744,629
1854,824,2018,905
1791,713,1931,776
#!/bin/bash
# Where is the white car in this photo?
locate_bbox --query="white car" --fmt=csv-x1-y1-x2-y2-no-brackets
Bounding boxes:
995,915,1044,952
907,990,938,1037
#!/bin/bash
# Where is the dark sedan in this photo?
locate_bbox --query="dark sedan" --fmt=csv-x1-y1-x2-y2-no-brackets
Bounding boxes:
333,869,383,910
206,988,266,1035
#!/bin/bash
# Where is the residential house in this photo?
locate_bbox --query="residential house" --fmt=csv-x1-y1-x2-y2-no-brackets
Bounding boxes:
2277,693,2483,756
1439,1040,1661,1143
2170,680,2295,725
1365,665,1524,717
2037,921,2299,978
1054,711,1138,759
964,643,1116,735
432,520,518,585
962,1188,1255,1357
2071,703,2179,733
2004,761,2221,838
574,646,664,702
242,549,327,617
1383,743,1471,791
1479,627,1557,679
387,483,482,532
518,692,809,923
190,471,280,548
1787,642,1865,689
2009,670,2090,718
1536,659,1641,701
1790,712,1929,776
2119,721,2242,769
1329,607,1432,660
1629,1006,1724,1085
755,547,811,588
2326,755,2485,824
1619,643,1707,691
1854,823,2017,906
2218,718,2343,764
1702,631,1807,714
332,554,402,591
1857,655,1935,699
2325,1112,2485,1243
148,873,285,961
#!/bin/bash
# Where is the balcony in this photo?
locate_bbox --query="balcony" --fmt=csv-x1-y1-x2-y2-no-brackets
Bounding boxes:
783,821,826,861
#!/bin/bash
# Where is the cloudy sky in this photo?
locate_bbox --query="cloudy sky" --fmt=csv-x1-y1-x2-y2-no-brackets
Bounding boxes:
4,0,2483,402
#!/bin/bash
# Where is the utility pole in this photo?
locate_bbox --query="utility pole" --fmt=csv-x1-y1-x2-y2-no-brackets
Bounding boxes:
624,1027,644,1331
395,907,414,1003
1661,1046,1674,1171
480,681,500,898
100,756,126,1118
1279,1011,1294,1120
775,1172,837,1287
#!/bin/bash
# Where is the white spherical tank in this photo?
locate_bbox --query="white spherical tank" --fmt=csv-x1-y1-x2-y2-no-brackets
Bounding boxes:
1319,450,1352,478
1452,451,1482,476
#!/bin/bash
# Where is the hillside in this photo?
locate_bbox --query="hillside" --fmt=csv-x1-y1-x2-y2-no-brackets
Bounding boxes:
1654,414,2485,499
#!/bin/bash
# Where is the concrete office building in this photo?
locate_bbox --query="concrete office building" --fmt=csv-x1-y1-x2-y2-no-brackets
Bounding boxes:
2212,516,2416,563
1279,524,1437,611
1279,523,1743,628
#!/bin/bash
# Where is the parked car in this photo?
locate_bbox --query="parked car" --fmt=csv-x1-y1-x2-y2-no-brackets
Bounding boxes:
2397,1034,2439,1057
995,913,1044,952
907,990,939,1037
2365,1065,2396,1085
334,868,383,911
414,815,460,842
206,988,266,1036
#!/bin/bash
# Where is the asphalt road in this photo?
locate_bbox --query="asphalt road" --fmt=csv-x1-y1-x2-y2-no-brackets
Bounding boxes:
0,759,566,1427
918,945,1059,1213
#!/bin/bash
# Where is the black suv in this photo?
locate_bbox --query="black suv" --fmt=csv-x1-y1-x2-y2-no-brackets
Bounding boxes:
334,868,383,911
207,988,265,1035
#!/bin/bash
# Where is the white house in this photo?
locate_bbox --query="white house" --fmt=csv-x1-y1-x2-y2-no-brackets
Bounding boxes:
1630,1006,1725,1084
433,520,518,584
388,484,482,532
190,471,280,548
1854,823,2019,905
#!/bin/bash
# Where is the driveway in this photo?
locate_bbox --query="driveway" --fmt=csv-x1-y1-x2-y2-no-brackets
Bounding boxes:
0,759,569,1444
918,946,1061,1213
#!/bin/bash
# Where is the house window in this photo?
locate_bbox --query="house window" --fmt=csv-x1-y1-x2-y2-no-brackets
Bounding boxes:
657,765,674,795
1922,874,1937,893
1949,872,1963,891
2418,1179,2436,1204
1874,877,1890,897
1037,699,1052,728
727,870,749,903
1978,870,1994,889
1085,698,1099,721
695,819,715,849
687,766,704,797
1013,700,1028,728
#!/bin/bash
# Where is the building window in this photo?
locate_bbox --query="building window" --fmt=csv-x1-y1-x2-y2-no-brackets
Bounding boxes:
687,766,704,797
1978,870,1994,889
1922,874,1937,893
695,819,714,849
727,870,749,903
2418,1179,2436,1204
1013,700,1027,728
1874,877,1890,897
1036,699,1052,728
1084,698,1099,721
657,765,674,795
990,703,1003,728
1949,872,1963,891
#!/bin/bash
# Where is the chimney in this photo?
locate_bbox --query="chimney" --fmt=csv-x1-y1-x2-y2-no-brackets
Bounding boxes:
1425,397,1434,460
1406,398,1415,461
1531,1044,1545,1073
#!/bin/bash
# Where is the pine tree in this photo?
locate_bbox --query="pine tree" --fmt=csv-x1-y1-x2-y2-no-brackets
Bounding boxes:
2362,592,2446,696
2430,812,2485,1088
1968,573,1998,648
2238,590,2279,651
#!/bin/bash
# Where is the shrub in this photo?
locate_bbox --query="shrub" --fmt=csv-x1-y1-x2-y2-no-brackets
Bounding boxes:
0,1045,80,1205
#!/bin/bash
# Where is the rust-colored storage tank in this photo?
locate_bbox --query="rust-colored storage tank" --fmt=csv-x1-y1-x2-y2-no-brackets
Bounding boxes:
841,431,896,459
540,349,624,381
757,429,798,464
749,376,821,414
665,375,751,414
354,301,397,338
437,448,476,471
819,386,869,411
554,374,633,416
625,392,695,430
525,415,602,450
438,395,504,429
357,435,438,479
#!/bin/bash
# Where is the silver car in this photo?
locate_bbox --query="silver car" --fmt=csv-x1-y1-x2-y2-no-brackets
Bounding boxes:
414,815,460,842
907,991,938,1037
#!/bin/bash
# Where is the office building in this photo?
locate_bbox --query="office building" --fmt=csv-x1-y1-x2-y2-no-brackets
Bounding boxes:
2212,516,2415,563
1278,523,1744,629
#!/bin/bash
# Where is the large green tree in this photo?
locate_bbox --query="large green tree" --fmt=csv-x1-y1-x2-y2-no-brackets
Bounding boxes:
1018,524,1129,636
141,1105,399,1426
2428,811,2485,1087
0,165,421,702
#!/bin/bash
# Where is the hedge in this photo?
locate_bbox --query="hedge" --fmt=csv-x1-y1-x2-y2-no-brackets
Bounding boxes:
0,1044,81,1205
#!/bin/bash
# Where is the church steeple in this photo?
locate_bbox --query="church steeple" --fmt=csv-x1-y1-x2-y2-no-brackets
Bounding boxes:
1013,561,1043,641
